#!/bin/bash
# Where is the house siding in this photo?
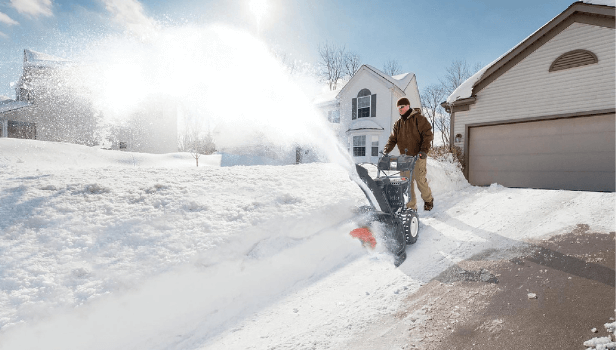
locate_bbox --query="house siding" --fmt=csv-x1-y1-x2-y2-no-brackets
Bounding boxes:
454,22,615,144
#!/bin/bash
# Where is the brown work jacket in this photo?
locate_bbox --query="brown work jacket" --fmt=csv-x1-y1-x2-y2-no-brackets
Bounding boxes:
383,108,434,156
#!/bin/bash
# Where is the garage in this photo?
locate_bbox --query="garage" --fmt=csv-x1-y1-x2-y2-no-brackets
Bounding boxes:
443,2,614,192
468,113,615,191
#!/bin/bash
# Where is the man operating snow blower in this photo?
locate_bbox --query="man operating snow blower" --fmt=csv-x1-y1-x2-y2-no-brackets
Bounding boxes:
383,97,434,212
349,96,434,267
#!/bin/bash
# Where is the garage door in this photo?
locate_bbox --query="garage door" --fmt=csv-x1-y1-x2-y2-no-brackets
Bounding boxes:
468,113,615,191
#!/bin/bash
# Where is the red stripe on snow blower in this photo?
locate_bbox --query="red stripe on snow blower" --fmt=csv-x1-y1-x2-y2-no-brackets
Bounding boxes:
349,227,376,249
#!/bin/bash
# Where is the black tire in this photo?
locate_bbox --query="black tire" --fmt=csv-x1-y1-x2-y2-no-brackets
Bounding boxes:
403,210,419,244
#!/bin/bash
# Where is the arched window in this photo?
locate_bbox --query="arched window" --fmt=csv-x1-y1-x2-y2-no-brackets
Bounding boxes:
357,89,371,97
352,89,376,120
549,49,598,72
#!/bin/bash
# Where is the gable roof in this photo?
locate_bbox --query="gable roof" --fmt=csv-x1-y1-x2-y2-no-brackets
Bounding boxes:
446,1,615,105
338,65,416,98
313,65,417,106
23,49,71,69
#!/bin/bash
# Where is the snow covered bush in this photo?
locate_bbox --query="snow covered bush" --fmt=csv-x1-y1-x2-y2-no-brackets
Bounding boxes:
428,145,464,172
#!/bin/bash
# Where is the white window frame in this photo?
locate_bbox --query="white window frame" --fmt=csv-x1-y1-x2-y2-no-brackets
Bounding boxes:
353,135,366,157
357,96,371,119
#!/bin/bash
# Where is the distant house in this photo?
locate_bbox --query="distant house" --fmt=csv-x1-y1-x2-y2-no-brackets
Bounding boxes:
2,49,178,154
0,97,32,138
442,1,615,192
315,65,422,164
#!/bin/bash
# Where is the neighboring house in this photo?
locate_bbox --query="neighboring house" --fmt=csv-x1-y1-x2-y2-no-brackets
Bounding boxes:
442,1,615,192
315,65,422,164
0,97,32,138
2,49,177,154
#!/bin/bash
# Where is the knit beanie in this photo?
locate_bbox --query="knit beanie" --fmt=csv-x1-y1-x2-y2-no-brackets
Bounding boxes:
397,97,410,106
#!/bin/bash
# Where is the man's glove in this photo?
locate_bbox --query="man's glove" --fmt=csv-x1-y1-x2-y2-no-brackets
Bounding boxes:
418,152,427,159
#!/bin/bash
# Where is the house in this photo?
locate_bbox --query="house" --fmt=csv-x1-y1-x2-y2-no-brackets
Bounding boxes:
2,49,178,154
315,65,422,164
0,95,32,138
442,1,615,192
9,49,103,145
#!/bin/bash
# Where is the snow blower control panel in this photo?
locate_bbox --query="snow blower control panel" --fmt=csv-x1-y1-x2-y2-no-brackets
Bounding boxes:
377,154,415,172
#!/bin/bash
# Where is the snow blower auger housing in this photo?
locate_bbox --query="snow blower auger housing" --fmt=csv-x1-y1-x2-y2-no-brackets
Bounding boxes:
351,154,420,267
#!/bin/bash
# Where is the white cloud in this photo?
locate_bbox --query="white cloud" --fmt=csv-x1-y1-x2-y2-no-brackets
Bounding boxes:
0,12,19,26
0,31,8,39
100,0,158,38
10,0,53,18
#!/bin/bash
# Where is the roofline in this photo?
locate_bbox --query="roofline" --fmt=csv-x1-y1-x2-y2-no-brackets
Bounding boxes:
473,2,615,96
346,127,385,133
338,65,410,97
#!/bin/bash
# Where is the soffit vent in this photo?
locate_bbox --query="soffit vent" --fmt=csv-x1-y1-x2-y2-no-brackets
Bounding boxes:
549,49,598,72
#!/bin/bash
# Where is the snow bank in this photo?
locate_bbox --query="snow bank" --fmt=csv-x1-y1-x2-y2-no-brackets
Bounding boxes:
426,156,469,196
0,138,221,169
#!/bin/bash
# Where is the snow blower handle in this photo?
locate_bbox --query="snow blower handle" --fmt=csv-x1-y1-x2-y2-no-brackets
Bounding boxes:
377,154,417,172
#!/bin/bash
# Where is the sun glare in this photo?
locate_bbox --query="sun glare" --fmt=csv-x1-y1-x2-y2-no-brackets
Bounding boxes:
249,0,268,28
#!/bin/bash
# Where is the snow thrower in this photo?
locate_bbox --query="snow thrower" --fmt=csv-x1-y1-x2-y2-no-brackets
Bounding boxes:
350,154,420,267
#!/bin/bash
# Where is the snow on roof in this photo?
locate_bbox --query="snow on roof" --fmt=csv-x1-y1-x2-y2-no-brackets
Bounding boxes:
347,118,384,131
24,49,71,68
446,0,614,104
313,80,347,106
445,57,498,104
584,0,615,6
0,95,11,102
364,65,415,92
0,99,30,113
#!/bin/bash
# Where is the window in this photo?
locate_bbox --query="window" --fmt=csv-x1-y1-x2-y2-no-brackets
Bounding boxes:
327,110,340,123
353,89,375,120
353,135,366,157
371,136,379,156
357,96,370,118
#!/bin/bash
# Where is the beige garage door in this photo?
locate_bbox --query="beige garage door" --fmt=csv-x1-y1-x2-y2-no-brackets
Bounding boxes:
468,113,615,191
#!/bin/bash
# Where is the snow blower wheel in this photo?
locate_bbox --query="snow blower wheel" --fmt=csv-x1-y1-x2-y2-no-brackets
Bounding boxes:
402,210,419,245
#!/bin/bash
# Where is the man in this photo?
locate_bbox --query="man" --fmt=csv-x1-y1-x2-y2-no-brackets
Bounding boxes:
383,97,434,211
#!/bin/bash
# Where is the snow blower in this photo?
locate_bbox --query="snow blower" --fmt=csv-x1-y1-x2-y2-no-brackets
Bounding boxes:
350,154,420,267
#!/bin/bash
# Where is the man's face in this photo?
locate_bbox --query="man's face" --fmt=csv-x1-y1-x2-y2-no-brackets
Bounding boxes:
398,104,410,115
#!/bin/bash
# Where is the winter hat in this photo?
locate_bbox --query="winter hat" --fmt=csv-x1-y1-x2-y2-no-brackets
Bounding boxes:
397,97,410,106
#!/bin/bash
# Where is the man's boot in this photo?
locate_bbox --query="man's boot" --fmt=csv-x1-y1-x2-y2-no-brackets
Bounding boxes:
424,200,433,211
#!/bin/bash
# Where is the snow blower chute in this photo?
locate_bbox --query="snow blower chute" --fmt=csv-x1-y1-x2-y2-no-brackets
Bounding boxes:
351,154,420,267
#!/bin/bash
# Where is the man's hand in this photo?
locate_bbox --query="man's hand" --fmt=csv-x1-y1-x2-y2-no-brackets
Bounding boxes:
418,152,427,159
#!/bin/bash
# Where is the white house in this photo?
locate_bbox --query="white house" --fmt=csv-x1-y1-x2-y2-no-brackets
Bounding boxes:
443,1,615,192
315,65,422,164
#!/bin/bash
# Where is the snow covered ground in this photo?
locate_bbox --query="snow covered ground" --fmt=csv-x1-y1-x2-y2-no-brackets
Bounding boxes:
0,138,614,350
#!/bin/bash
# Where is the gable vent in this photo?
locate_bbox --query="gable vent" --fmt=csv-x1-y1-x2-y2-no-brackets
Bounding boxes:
549,49,598,72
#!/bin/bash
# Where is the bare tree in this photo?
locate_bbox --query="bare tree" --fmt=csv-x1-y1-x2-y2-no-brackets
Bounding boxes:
382,59,402,76
343,52,361,78
420,84,447,146
439,59,483,95
435,59,484,147
188,133,216,167
318,42,346,90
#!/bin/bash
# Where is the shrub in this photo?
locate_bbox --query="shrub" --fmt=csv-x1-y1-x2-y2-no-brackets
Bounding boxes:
428,145,465,172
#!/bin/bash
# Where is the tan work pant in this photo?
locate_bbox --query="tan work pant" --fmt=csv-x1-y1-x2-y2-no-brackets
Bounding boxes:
401,158,433,210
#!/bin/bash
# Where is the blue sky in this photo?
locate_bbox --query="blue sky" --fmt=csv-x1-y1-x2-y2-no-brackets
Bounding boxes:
0,0,581,99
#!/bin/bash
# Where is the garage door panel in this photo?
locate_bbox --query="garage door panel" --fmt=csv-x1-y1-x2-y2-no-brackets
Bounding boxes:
473,150,615,173
469,114,615,191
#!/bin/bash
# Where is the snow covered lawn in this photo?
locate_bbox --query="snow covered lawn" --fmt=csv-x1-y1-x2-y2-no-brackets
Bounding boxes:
0,139,613,350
